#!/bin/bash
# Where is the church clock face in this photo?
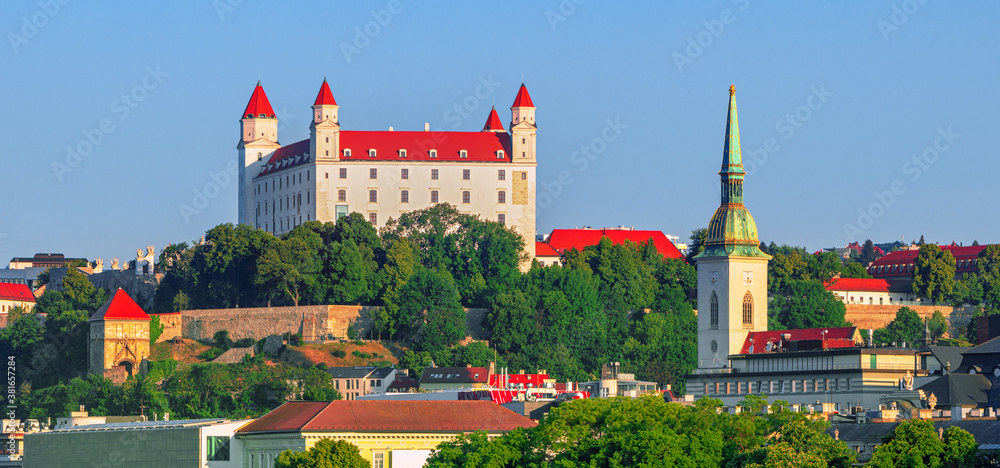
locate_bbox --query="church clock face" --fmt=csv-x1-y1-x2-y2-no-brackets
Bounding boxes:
709,271,718,285
743,271,753,285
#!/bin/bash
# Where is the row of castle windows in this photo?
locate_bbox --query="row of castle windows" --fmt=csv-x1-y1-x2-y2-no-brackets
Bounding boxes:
363,189,506,205
257,191,310,217
337,147,506,160
704,377,851,396
708,291,754,329
256,170,310,195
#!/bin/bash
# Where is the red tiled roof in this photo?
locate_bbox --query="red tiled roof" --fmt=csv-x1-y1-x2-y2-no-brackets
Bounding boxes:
824,278,890,293
511,84,534,108
242,82,276,119
543,229,684,260
482,107,504,131
420,367,490,384
535,242,560,257
869,245,989,277
739,327,860,354
339,131,511,162
0,283,35,303
256,139,311,177
237,400,536,434
89,289,150,321
313,79,337,106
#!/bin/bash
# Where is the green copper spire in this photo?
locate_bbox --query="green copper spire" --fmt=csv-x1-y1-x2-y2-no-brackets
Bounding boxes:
696,84,770,259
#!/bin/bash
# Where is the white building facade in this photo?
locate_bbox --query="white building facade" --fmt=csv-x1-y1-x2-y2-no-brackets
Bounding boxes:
237,80,538,253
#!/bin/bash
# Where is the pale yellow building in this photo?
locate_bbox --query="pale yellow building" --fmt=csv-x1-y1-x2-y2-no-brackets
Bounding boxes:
236,400,536,468
88,289,151,379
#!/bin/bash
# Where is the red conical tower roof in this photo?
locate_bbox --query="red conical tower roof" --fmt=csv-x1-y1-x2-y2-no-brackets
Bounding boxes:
243,81,276,119
89,289,151,321
482,106,504,131
314,78,337,106
511,84,534,108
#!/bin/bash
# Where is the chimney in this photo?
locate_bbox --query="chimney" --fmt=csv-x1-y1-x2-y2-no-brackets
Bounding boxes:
424,123,430,132
388,126,394,131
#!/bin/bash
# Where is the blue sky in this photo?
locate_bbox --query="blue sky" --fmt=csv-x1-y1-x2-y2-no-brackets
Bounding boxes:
2,1,998,264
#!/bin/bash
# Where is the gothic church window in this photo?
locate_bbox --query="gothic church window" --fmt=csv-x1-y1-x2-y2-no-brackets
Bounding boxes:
743,292,753,327
710,291,719,329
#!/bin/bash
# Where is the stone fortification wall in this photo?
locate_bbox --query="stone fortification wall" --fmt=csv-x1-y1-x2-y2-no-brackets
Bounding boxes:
164,306,490,343
844,304,977,336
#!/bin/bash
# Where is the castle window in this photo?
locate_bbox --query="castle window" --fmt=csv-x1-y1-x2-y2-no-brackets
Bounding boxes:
400,190,409,203
743,292,753,327
307,171,310,181
344,149,352,158
498,191,506,204
368,149,377,158
497,150,505,159
462,191,470,204
339,168,347,179
498,214,505,225
369,212,377,224
460,150,468,159
338,190,346,202
399,149,407,158
401,168,408,180
463,169,470,180
522,138,526,144
369,190,377,203
710,292,719,329
431,190,439,203
325,173,329,179
431,169,439,180
370,168,377,179
498,170,505,181
521,172,527,180
429,149,438,158
325,137,329,143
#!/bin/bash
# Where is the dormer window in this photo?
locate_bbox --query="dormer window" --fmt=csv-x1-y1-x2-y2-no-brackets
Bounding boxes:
429,149,438,158
399,149,407,158
496,150,504,159
344,149,352,158
459,150,468,159
259,113,265,118
368,149,377,158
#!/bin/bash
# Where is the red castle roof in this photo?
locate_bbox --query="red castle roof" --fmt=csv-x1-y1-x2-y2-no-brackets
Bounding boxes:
511,84,534,108
237,400,536,434
869,245,989,278
313,79,337,106
89,289,150,321
482,106,504,131
739,327,861,354
542,229,684,260
535,242,560,258
242,82,276,119
824,278,891,293
0,283,35,303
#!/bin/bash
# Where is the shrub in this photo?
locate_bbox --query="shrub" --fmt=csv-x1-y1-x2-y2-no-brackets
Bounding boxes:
198,348,222,361
290,333,303,346
332,349,347,358
315,362,328,370
352,351,370,359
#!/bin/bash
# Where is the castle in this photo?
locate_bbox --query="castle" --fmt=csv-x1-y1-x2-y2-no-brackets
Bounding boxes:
237,80,538,252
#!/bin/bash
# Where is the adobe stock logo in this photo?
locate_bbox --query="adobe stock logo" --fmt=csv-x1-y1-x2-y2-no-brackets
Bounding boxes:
340,0,406,63
8,0,71,54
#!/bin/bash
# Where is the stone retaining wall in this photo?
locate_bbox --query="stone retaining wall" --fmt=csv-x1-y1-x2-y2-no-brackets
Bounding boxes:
844,304,977,336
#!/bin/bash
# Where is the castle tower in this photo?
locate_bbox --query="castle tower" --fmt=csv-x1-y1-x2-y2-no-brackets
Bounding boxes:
88,289,151,381
695,85,771,369
482,106,504,132
510,84,536,164
238,82,281,226
311,78,341,163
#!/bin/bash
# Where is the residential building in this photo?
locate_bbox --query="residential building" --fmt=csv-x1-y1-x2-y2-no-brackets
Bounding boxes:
22,418,250,468
824,277,917,305
6,253,86,270
829,420,1000,463
236,400,536,468
237,80,538,256
326,367,397,400
0,268,47,290
419,366,490,391
868,244,991,281
0,283,35,315
578,363,660,399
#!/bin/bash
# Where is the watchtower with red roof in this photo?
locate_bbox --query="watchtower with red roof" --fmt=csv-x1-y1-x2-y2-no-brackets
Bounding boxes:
88,289,151,379
238,81,282,226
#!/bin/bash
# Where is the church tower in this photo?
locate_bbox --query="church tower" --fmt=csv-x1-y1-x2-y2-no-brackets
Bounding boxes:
311,78,340,163
695,85,771,369
238,82,280,226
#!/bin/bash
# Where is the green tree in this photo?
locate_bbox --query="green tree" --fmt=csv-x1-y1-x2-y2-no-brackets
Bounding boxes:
866,419,977,468
768,251,809,295
770,280,847,330
588,237,658,312
275,439,368,468
685,228,707,264
188,223,276,308
395,269,466,353
976,245,1000,310
912,244,956,303
859,240,879,265
928,310,948,342
873,307,924,347
376,238,419,339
